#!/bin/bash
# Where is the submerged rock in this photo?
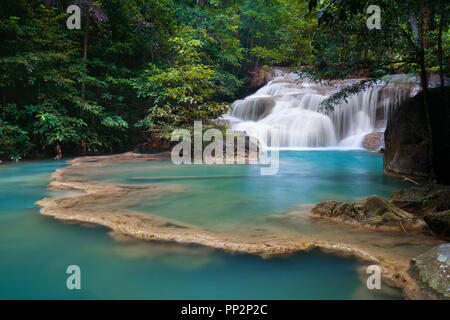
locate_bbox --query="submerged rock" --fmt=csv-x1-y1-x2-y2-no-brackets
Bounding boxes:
389,185,450,215
423,210,450,239
311,195,417,228
409,244,450,299
363,132,384,150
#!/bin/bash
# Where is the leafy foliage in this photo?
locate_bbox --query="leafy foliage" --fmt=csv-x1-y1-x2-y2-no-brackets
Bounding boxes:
303,0,449,108
0,0,447,159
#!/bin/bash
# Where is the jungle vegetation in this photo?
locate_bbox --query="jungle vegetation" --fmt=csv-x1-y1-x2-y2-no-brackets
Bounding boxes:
0,0,448,160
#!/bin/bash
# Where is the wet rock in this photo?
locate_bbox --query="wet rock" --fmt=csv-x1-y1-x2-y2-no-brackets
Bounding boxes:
423,210,450,239
231,96,276,121
311,195,417,227
390,185,450,215
310,200,339,216
409,244,450,299
356,196,416,226
384,87,450,183
363,132,384,150
383,90,431,181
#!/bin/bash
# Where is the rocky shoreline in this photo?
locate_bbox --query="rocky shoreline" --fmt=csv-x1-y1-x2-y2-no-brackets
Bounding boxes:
310,186,449,299
35,152,448,300
311,196,422,232
311,187,450,239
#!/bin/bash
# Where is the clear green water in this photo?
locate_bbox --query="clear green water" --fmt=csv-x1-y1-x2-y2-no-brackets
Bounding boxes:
0,152,406,299
88,151,410,229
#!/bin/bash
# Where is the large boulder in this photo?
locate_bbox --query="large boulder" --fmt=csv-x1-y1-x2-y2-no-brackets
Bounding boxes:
231,97,276,121
311,195,417,227
409,244,450,299
384,87,450,183
383,91,432,180
389,185,450,215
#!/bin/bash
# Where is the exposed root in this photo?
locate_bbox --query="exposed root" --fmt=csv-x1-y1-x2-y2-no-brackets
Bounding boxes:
402,176,421,186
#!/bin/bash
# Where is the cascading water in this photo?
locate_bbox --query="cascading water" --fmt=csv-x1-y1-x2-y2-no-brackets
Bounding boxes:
222,70,414,149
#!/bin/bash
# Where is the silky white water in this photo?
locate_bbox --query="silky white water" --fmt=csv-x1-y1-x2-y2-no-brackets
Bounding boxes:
223,71,413,149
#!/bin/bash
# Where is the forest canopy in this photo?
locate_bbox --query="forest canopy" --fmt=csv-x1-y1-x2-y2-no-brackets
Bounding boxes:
0,0,448,160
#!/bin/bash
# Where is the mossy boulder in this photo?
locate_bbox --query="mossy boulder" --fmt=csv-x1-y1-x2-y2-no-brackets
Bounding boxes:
390,185,450,215
409,244,450,299
423,210,450,239
311,195,416,227
355,196,416,225
310,200,339,216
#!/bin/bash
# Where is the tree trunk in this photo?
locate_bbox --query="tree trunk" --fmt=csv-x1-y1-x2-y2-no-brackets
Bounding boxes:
81,140,87,155
410,10,436,181
56,142,62,160
421,5,430,49
438,0,445,89
81,7,90,102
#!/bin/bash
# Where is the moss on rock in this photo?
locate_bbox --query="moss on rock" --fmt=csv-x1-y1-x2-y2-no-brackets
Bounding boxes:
423,210,450,239
311,195,416,227
409,244,450,299
389,185,450,215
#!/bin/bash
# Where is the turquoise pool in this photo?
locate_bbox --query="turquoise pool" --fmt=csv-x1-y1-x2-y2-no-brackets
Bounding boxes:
0,152,406,299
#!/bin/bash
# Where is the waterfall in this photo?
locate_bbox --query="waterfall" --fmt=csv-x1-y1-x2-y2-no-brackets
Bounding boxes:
223,71,414,149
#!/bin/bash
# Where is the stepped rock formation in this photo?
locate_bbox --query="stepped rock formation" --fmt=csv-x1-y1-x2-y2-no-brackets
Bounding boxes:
223,70,413,149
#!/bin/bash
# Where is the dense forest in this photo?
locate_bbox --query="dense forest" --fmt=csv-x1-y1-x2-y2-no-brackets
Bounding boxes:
0,0,448,160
